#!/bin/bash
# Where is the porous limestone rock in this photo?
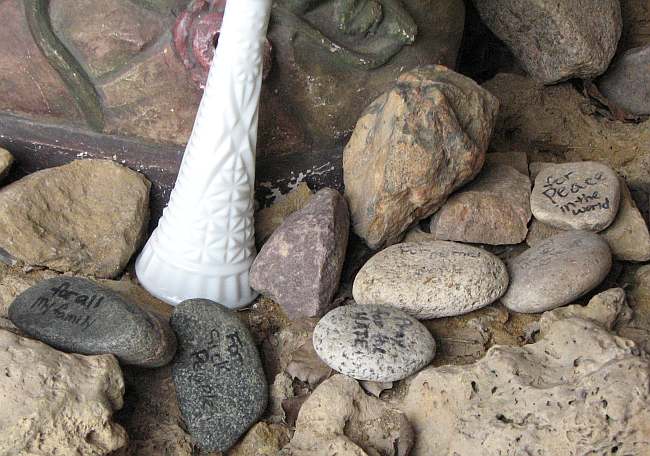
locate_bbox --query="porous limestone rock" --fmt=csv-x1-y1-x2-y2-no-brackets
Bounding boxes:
0,148,13,182
281,375,414,456
0,159,150,278
228,422,290,456
0,329,126,455
472,0,621,84
401,310,650,454
343,65,499,249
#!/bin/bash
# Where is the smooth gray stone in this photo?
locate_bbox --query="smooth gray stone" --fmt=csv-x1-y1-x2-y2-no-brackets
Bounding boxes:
501,231,612,313
598,45,650,115
8,276,176,367
313,304,436,382
170,299,267,452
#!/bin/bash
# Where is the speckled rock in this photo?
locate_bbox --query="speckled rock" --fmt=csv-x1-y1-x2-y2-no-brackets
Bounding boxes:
281,375,414,456
353,242,509,319
598,45,650,115
9,277,176,367
344,65,499,249
472,0,621,84
0,329,126,455
429,163,532,245
0,159,150,278
170,299,267,452
313,304,435,382
0,148,13,182
502,231,612,313
530,161,621,232
250,188,349,319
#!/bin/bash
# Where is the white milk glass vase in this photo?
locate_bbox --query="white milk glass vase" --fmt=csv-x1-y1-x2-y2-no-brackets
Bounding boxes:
135,0,272,308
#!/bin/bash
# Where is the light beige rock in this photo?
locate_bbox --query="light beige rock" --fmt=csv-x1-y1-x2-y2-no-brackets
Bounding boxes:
228,422,290,456
255,182,313,245
0,330,127,455
0,148,13,182
344,65,499,249
401,312,650,455
0,159,150,278
281,375,414,456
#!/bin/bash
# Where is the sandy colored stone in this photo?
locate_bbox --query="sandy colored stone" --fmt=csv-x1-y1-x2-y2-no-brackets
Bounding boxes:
0,159,150,278
0,329,126,455
620,265,650,353
429,163,531,245
255,182,313,245
228,422,290,456
343,65,499,249
281,375,414,456
401,311,650,455
0,148,13,182
472,0,621,84
0,263,58,319
525,217,564,247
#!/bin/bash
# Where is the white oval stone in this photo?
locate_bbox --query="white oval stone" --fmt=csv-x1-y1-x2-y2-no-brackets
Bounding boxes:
353,241,509,319
501,230,612,313
530,161,620,231
313,304,435,382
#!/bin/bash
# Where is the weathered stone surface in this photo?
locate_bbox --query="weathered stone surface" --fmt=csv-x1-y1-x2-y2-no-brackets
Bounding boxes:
598,45,650,116
621,265,650,353
525,218,564,247
229,422,290,456
0,263,58,321
429,163,531,245
170,299,267,452
531,161,621,232
0,329,126,455
9,277,176,367
281,375,414,456
485,151,529,176
255,182,313,245
343,65,499,249
401,312,650,455
0,148,13,182
472,0,621,84
502,231,612,313
0,159,150,278
251,188,349,319
354,241,509,319
313,304,435,382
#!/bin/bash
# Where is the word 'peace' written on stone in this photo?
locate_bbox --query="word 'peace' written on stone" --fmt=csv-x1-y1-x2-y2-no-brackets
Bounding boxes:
352,309,413,354
28,282,104,331
542,171,611,216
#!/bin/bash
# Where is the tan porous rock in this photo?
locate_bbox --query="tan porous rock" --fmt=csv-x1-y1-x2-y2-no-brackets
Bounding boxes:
343,65,499,249
0,159,150,278
0,148,13,182
0,329,126,455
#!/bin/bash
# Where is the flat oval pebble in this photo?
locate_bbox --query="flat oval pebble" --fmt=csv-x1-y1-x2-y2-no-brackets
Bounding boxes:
501,230,612,313
531,161,620,231
170,299,267,452
353,241,509,319
313,304,435,382
8,276,176,367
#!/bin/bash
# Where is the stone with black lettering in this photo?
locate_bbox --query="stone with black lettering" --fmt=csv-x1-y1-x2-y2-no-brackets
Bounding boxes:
8,277,176,367
170,299,267,452
313,304,436,382
530,162,621,232
501,230,612,313
353,241,509,319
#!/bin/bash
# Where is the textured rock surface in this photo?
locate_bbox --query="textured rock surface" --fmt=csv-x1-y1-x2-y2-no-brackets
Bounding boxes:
502,231,612,313
0,329,126,455
343,65,499,248
0,148,13,182
620,0,650,50
170,300,267,452
313,304,435,382
255,183,313,245
0,159,150,278
354,241,509,318
281,375,414,456
229,422,290,456
531,161,621,232
598,45,650,115
401,312,650,455
429,163,531,244
473,0,621,84
250,189,349,319
485,151,529,176
9,277,176,367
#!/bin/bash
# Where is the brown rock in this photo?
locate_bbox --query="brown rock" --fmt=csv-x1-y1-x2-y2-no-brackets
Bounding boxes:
255,182,313,245
0,159,150,278
250,189,349,319
0,330,127,455
343,65,499,248
429,163,531,245
0,148,13,182
228,422,290,456
620,0,650,51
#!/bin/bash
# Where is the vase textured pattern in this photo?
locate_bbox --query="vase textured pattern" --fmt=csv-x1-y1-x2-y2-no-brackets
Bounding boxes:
136,0,272,308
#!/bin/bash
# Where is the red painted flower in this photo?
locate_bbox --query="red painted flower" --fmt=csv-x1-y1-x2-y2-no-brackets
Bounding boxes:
172,0,272,88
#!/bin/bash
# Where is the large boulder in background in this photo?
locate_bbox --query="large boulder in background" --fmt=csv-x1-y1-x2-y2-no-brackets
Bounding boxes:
472,0,621,84
344,65,499,249
598,45,650,116
0,159,150,278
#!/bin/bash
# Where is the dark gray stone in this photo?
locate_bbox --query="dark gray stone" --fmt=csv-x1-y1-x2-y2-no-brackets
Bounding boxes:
8,276,176,367
598,45,650,116
170,299,267,452
250,188,349,319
